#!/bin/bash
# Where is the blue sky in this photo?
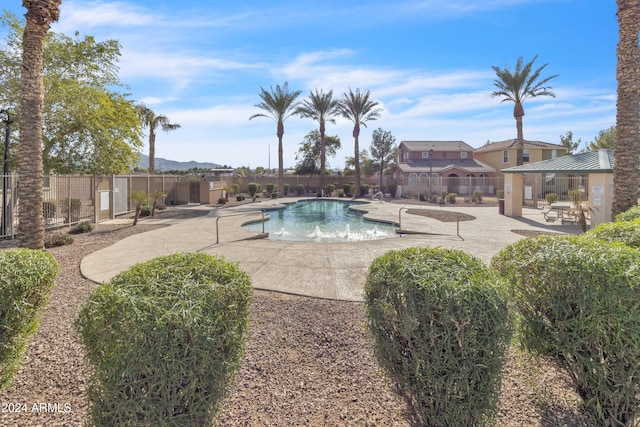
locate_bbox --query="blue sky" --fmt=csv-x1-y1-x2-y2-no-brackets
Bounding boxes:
2,1,618,169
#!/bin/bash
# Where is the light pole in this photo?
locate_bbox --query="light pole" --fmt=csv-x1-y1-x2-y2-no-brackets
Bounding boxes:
428,148,434,202
0,109,12,236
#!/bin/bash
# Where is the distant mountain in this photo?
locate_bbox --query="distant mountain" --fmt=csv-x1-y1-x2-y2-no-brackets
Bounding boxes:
137,154,221,171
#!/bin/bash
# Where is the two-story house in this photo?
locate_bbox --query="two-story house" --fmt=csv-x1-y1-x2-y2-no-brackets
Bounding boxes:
473,139,567,172
394,141,496,198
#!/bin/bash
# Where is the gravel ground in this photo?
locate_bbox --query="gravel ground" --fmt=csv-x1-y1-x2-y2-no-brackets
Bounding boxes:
0,206,592,426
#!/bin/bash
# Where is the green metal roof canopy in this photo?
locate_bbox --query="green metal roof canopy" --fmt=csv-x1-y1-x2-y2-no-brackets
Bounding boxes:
501,149,614,174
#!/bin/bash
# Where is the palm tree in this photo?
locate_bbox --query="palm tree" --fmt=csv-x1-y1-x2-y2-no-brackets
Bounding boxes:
296,90,341,195
491,55,558,166
18,0,62,249
340,88,382,198
612,0,640,218
136,104,181,174
249,82,301,196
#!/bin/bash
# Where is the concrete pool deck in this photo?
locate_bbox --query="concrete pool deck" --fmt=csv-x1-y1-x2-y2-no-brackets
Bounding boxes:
80,197,583,302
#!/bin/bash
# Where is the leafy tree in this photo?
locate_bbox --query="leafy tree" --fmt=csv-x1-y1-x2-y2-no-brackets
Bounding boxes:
295,89,341,192
613,1,640,217
559,131,581,155
249,82,301,195
18,0,61,250
586,126,616,151
136,104,181,175
344,149,375,177
370,128,397,191
339,88,382,197
491,55,559,165
1,12,143,174
294,130,341,177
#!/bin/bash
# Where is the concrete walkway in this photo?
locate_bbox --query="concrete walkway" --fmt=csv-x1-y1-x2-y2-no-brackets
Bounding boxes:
80,197,582,302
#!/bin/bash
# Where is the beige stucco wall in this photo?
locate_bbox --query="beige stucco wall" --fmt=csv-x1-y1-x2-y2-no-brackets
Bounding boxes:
504,173,523,216
588,173,614,226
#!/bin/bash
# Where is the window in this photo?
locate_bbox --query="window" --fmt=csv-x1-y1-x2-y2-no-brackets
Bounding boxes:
523,149,530,162
551,149,557,159
502,150,509,163
422,152,429,158
403,152,409,160
460,151,467,158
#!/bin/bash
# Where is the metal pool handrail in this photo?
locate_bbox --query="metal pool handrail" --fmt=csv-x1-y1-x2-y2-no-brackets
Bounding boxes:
215,209,265,244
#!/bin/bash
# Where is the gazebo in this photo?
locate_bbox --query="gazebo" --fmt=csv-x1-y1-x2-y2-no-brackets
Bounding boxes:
501,149,615,226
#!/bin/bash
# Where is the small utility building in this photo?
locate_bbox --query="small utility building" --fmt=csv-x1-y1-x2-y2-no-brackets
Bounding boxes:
501,149,615,226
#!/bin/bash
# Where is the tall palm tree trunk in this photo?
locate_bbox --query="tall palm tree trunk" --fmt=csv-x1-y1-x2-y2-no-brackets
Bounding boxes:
612,0,640,217
319,120,326,195
514,103,525,166
148,128,156,174
19,1,60,249
353,124,361,197
277,122,284,195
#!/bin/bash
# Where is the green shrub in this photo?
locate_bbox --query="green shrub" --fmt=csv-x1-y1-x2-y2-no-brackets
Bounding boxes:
584,218,640,249
616,204,640,222
42,200,57,223
59,197,82,224
230,183,239,196
496,189,505,199
446,192,457,203
44,232,74,248
283,183,290,196
472,190,483,203
491,235,640,426
360,184,369,197
388,184,398,198
343,183,353,197
568,189,584,204
440,189,448,200
265,183,275,195
296,184,305,196
69,220,94,235
76,253,252,427
365,247,513,427
236,194,245,202
325,183,335,196
545,192,559,204
0,249,58,390
247,182,260,197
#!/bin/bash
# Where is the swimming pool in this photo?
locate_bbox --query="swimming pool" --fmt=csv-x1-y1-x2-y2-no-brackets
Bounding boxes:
242,199,398,242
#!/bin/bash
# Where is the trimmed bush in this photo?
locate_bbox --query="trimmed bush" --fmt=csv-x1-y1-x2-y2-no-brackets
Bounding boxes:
496,189,505,200
248,182,260,197
585,218,640,249
360,184,369,197
60,197,81,224
43,200,57,223
616,204,640,222
545,192,559,204
388,184,398,198
44,232,74,248
446,192,457,203
491,236,640,426
296,184,305,196
0,249,58,390
325,183,335,196
265,183,275,195
283,183,290,196
472,190,483,203
342,183,353,197
69,220,94,235
365,247,513,427
76,253,252,427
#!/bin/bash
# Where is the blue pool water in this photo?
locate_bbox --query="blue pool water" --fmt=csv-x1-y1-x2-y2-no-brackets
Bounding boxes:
242,199,398,242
